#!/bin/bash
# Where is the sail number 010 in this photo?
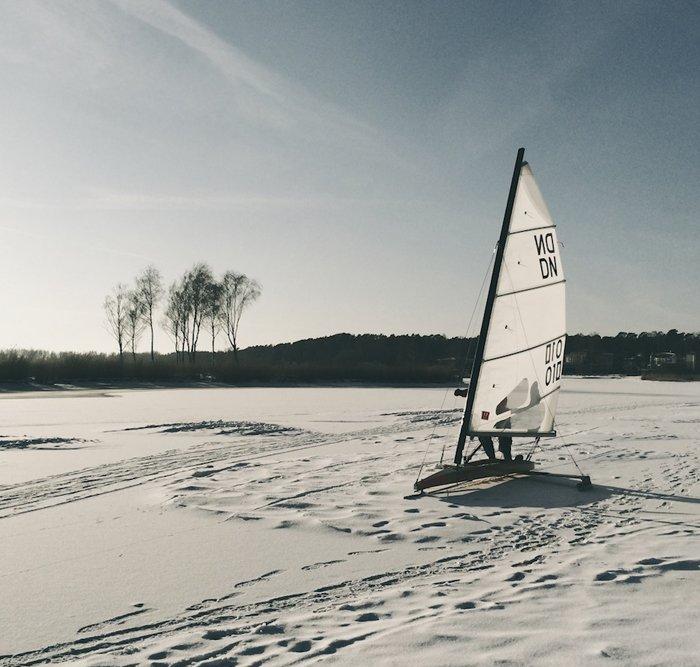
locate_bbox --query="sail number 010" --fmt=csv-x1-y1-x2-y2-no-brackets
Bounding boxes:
544,338,564,386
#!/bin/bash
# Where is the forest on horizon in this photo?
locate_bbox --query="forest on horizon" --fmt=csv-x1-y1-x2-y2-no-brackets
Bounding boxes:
0,330,697,386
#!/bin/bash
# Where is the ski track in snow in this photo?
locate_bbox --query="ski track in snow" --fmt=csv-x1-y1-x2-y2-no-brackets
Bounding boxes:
0,416,448,519
0,380,698,666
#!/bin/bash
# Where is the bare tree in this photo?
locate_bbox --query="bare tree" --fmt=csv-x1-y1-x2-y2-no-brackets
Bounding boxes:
125,290,147,361
204,280,223,364
162,283,186,362
104,284,128,362
162,264,215,363
182,263,215,362
220,272,261,362
136,265,163,363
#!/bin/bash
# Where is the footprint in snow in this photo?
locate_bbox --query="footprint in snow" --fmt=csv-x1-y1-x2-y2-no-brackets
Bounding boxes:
339,600,382,611
234,569,283,589
379,532,405,542
256,624,285,635
322,635,373,655
240,645,265,655
148,651,169,660
289,640,312,653
356,612,380,622
301,559,345,571
455,601,476,610
203,628,238,640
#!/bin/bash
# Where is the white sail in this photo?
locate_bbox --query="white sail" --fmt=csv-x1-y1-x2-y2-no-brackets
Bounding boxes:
465,160,565,437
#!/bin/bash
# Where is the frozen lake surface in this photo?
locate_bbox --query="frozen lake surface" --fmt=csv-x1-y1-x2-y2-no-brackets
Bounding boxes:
0,378,698,665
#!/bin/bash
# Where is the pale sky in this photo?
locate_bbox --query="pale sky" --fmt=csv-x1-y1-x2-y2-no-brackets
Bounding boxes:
0,0,698,353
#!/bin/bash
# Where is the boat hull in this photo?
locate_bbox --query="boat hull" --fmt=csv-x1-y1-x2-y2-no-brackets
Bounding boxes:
415,458,535,491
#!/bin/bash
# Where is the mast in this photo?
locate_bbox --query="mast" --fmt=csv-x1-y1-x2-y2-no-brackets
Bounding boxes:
454,147,526,464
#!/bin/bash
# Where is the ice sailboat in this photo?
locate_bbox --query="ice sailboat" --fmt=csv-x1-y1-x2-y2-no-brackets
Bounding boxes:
415,148,590,492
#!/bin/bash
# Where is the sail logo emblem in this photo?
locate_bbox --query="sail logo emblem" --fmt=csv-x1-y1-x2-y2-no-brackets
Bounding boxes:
481,411,490,420
534,232,558,279
544,337,564,386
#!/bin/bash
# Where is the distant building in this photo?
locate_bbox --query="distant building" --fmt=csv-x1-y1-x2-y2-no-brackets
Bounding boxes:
650,352,677,367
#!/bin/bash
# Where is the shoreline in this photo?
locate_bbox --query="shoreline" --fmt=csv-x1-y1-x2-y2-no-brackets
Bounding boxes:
0,380,462,395
1,374,691,397
0,373,696,396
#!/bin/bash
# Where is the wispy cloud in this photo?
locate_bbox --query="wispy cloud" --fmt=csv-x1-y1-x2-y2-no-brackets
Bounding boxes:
0,190,436,214
110,0,381,151
0,224,155,262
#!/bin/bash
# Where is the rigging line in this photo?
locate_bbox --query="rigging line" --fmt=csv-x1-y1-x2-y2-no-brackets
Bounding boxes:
525,438,542,461
414,389,449,482
457,248,497,381
519,426,601,460
439,391,459,465
414,248,496,484
557,425,601,439
502,262,586,477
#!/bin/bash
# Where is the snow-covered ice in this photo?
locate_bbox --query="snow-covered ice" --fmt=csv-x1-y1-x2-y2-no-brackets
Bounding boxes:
0,378,698,665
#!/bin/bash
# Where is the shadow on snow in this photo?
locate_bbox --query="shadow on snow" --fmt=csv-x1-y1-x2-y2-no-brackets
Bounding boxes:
425,474,700,511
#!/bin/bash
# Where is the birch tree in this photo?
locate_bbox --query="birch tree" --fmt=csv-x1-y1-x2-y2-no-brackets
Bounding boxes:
136,265,163,362
220,272,261,361
162,264,215,362
162,283,185,362
204,280,223,363
125,290,147,361
181,263,214,362
104,284,128,362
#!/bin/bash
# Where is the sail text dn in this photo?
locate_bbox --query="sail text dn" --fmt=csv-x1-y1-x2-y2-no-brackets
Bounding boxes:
534,232,558,279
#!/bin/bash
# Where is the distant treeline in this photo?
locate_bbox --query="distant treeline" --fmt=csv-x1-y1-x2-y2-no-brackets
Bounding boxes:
0,330,697,386
0,348,452,385
240,334,472,371
240,330,700,378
